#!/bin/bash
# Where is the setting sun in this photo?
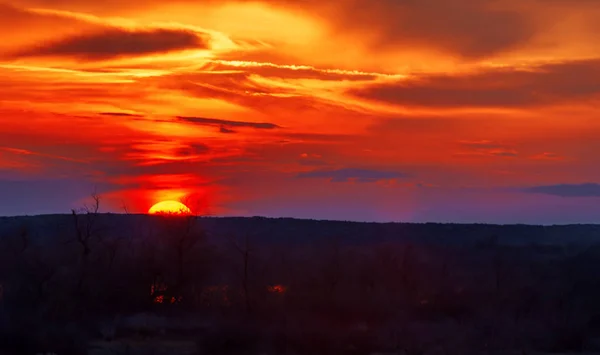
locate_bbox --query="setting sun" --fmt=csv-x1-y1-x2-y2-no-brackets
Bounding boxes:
148,200,192,215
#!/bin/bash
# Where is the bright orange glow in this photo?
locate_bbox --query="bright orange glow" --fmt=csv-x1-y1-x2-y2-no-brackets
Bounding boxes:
2,0,600,223
148,200,191,215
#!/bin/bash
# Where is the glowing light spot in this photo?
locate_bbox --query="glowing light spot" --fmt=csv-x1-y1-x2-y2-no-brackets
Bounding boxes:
267,284,287,294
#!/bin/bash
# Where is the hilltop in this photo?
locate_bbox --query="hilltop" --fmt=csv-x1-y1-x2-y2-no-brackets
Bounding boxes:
2,214,600,248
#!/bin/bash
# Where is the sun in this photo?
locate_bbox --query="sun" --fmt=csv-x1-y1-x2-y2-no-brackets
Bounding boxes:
148,200,192,215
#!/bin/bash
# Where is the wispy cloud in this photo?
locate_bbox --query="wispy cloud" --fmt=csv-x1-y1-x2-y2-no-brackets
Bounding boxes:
0,146,88,163
205,60,397,81
523,183,600,197
457,140,518,157
177,116,280,130
296,168,408,183
530,152,563,160
349,60,600,109
99,112,144,117
123,140,211,165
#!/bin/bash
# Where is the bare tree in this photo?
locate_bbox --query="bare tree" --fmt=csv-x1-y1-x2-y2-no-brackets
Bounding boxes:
121,199,130,215
71,191,101,258
70,191,103,300
227,232,254,315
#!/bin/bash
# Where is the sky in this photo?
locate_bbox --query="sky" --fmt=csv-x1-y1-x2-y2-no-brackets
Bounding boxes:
1,0,600,224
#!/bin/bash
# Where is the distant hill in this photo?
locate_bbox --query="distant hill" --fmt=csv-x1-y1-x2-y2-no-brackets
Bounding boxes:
2,214,600,247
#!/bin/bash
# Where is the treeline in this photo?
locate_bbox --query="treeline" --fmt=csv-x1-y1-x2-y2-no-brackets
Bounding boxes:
2,209,600,354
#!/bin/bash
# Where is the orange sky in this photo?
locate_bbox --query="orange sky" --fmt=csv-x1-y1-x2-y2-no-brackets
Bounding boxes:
1,0,600,223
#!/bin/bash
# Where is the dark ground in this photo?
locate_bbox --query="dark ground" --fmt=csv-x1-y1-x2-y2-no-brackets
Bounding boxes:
2,213,600,354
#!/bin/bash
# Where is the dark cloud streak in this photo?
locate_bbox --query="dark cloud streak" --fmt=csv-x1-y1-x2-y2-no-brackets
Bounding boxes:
99,112,144,117
296,168,409,183
13,28,210,59
177,116,280,130
349,59,600,108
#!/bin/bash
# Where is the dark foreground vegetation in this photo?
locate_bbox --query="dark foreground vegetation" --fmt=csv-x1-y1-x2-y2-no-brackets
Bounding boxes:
2,209,600,354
